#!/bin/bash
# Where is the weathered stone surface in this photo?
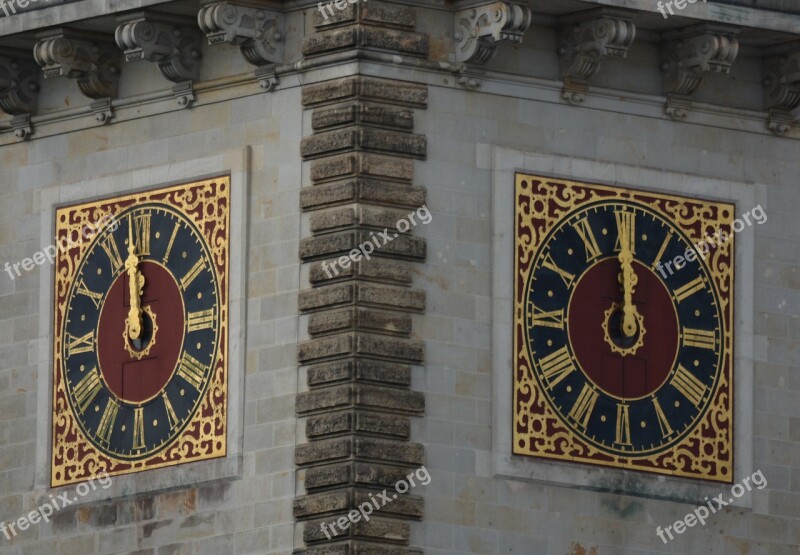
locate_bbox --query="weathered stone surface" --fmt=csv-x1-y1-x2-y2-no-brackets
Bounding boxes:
302,77,427,108
308,308,412,336
299,284,425,313
295,437,352,465
294,543,422,555
310,207,356,233
300,179,426,211
312,1,416,30
300,230,425,261
306,359,412,388
303,28,359,57
298,334,353,363
360,28,428,57
299,284,355,312
297,385,424,415
354,438,424,464
305,462,419,491
302,128,426,159
303,516,411,544
309,258,413,285
311,153,414,182
312,104,414,131
298,333,423,364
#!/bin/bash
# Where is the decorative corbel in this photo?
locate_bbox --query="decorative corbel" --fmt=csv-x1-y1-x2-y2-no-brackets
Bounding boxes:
661,24,739,120
454,2,531,65
558,8,636,105
0,51,40,116
197,2,284,67
33,29,120,103
115,12,203,90
763,47,800,135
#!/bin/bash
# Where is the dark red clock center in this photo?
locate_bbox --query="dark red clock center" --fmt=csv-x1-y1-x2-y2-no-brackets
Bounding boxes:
568,258,679,399
97,262,184,403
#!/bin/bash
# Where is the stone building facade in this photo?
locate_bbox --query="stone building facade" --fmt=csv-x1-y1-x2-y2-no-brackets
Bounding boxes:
0,0,798,554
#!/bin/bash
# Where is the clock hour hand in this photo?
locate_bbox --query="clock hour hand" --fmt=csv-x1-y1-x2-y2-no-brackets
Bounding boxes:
125,221,145,343
618,223,638,338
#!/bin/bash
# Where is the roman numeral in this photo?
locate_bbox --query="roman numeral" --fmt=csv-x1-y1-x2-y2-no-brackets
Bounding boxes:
133,213,151,256
72,368,101,414
76,279,103,309
133,407,146,450
652,397,674,438
653,232,673,269
671,364,707,407
187,309,215,332
67,331,94,357
615,403,631,446
180,259,205,291
614,210,636,254
97,399,119,443
163,222,179,265
529,303,564,330
572,217,602,262
682,327,716,349
100,236,123,274
674,277,705,303
538,346,576,388
569,384,598,430
541,253,575,288
163,393,179,429
177,352,207,390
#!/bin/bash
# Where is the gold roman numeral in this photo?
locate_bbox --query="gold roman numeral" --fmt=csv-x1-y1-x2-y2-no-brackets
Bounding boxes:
615,403,631,446
653,232,673,269
100,235,123,273
76,279,104,309
133,213,151,256
133,407,145,450
682,327,716,349
67,331,95,357
572,217,602,262
674,277,705,303
180,259,205,290
163,222,179,265
541,253,575,288
163,392,179,429
97,399,119,443
569,384,598,430
614,210,636,254
187,309,215,332
652,397,674,438
72,368,102,414
671,364,707,407
529,303,564,330
538,346,576,388
177,352,207,390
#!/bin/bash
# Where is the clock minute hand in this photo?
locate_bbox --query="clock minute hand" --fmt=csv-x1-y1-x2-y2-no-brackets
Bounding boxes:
618,226,638,338
125,222,145,341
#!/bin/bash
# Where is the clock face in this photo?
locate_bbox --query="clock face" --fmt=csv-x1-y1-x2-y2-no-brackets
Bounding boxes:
52,178,230,486
513,175,733,482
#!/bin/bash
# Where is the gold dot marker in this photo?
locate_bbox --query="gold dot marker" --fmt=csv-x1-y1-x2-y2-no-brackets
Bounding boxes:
640,421,647,428
121,425,126,432
600,415,607,422
153,420,158,427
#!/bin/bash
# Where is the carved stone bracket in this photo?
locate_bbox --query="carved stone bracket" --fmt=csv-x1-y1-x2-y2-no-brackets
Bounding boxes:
763,47,800,135
197,2,284,66
661,24,739,119
10,113,33,140
255,66,279,92
558,8,636,104
454,2,531,64
115,12,203,83
0,51,40,116
171,81,195,109
33,30,120,100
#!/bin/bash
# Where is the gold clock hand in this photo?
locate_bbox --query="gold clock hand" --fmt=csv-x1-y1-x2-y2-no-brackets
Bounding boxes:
125,220,145,341
618,221,639,338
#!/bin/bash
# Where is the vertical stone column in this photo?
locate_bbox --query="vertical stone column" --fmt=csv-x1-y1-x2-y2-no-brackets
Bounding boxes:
293,4,430,554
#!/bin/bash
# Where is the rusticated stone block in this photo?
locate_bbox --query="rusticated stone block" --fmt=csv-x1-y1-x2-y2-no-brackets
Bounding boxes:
311,153,414,183
305,462,353,490
308,308,412,336
306,461,419,491
354,438,424,464
298,384,424,415
354,490,423,519
310,207,357,233
294,490,351,519
296,437,352,465
309,258,414,285
353,411,410,438
302,128,426,160
294,543,421,555
306,359,412,388
312,104,414,131
312,1,416,30
360,28,428,57
295,489,422,521
299,284,355,312
298,334,353,363
306,411,355,438
357,284,425,312
300,179,426,211
303,28,359,57
356,333,424,362
302,77,427,108
303,516,410,544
